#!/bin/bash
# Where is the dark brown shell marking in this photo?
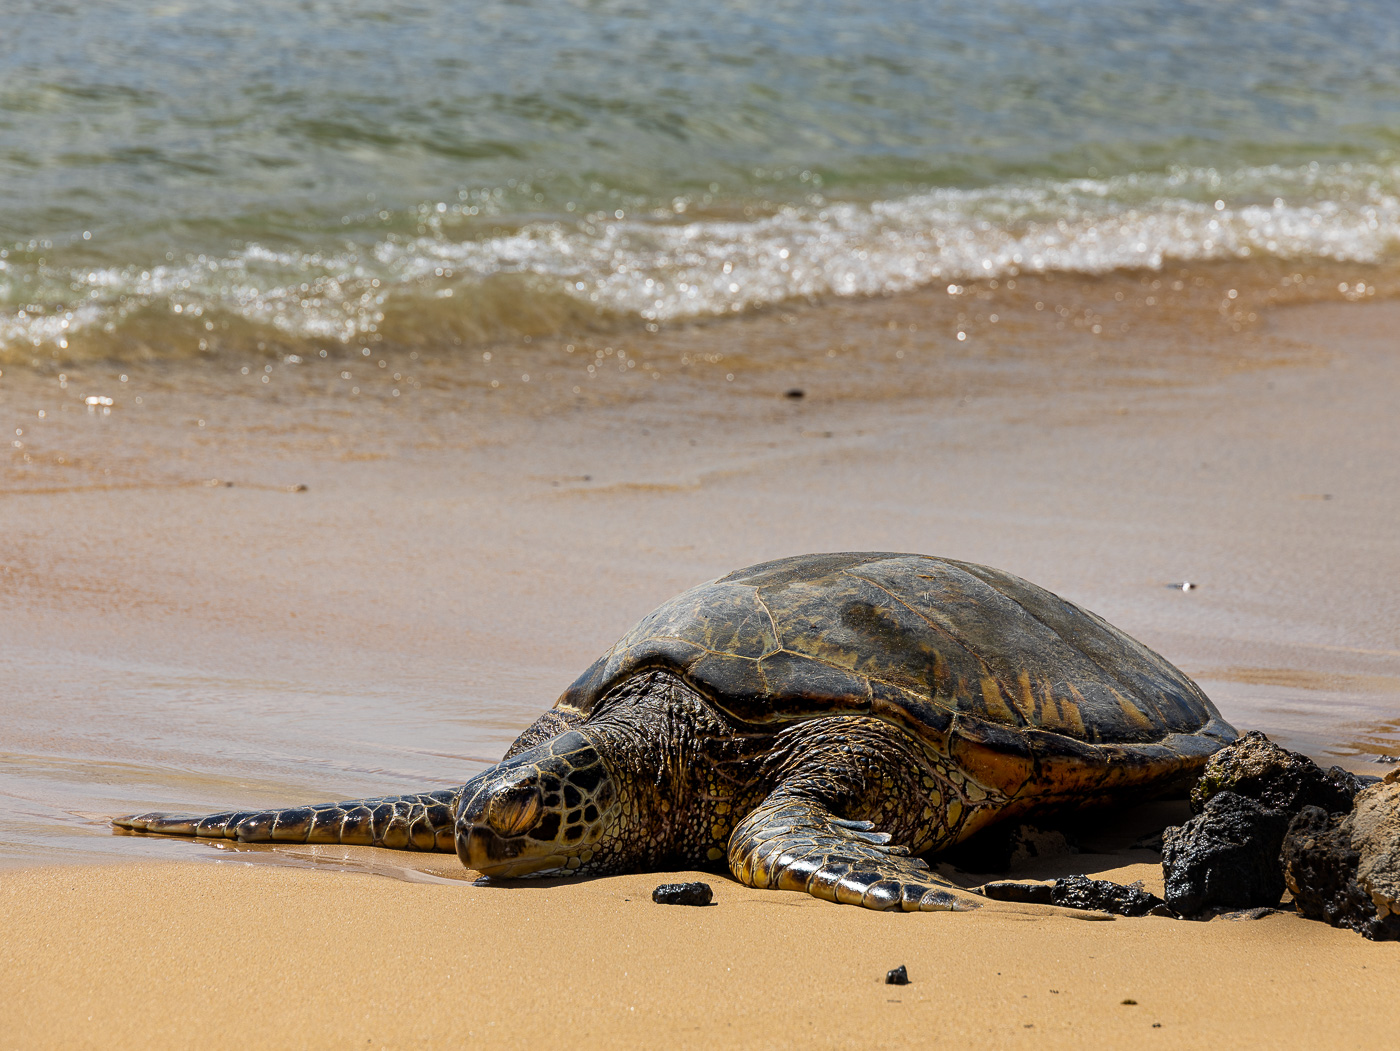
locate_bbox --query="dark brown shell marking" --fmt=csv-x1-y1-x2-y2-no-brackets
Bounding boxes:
556,553,1235,802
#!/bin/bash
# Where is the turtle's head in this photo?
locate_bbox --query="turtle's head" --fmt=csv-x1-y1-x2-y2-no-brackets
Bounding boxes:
454,730,622,878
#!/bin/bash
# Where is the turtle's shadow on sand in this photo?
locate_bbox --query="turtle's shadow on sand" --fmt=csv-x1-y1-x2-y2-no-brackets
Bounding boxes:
938,797,1192,886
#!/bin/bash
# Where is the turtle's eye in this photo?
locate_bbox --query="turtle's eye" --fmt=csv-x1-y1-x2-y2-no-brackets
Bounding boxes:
486,781,543,838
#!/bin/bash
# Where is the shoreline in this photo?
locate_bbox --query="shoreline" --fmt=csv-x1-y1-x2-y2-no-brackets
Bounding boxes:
2,286,1397,862
2,284,1399,1046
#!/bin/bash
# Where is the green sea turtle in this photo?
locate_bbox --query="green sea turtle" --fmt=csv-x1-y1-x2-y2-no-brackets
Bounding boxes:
116,552,1236,911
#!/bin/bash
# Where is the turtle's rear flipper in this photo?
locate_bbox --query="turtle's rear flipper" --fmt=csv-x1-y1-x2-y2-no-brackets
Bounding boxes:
114,790,460,852
728,793,981,911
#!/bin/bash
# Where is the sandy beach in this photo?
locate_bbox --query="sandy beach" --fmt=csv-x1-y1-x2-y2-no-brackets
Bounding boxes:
2,273,1398,1047
7,2,1400,1044
5,854,1398,1051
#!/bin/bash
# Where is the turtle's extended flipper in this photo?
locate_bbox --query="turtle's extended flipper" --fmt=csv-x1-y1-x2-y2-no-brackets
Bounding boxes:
114,790,460,851
728,793,981,912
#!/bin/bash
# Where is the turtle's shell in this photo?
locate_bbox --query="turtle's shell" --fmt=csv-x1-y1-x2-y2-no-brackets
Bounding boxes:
557,553,1236,805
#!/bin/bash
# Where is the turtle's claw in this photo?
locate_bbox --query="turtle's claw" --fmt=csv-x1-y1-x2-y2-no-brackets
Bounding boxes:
730,795,979,912
830,818,877,831
847,828,894,845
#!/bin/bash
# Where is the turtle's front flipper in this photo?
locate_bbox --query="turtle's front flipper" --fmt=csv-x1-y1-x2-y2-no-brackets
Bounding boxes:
114,790,460,851
728,793,981,911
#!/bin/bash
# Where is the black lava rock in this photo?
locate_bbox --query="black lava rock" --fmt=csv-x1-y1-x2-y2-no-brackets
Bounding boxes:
1162,790,1291,916
1190,731,1361,816
1050,875,1167,917
1282,805,1400,942
977,880,1054,905
885,964,909,986
1325,766,1382,799
652,881,713,906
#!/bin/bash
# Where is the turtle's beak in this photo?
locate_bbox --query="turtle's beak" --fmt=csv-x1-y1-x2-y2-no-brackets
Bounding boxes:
452,730,616,878
453,766,567,878
458,824,566,878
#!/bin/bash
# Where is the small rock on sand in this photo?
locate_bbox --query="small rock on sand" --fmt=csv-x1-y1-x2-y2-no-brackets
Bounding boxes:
979,877,1167,917
651,881,713,906
978,881,1053,905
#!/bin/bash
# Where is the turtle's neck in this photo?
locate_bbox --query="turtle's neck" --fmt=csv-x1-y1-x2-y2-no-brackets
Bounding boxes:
582,671,774,871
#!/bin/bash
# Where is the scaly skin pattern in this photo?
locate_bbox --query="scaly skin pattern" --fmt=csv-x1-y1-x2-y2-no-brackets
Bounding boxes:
460,673,994,880
729,798,975,911
456,672,776,876
117,671,994,910
118,791,460,851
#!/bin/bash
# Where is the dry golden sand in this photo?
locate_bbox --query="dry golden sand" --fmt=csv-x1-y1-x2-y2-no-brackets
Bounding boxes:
3,856,1398,1051
2,280,1399,1048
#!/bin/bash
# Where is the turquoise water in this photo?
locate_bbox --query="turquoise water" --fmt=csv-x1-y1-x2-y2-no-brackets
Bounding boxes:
3,0,1398,360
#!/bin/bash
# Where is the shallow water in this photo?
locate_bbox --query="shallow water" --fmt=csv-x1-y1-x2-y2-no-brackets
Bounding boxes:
2,2,1398,873
3,291,1399,871
0,644,540,868
4,0,1399,361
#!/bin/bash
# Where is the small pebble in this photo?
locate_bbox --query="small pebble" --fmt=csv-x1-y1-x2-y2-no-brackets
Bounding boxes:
652,881,712,906
885,964,909,986
784,388,805,399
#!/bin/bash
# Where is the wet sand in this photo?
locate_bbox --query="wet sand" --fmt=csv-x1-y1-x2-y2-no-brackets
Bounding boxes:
2,277,1399,1046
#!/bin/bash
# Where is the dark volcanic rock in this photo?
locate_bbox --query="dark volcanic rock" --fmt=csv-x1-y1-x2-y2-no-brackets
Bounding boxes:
652,881,713,906
1326,766,1382,799
1177,732,1385,924
978,878,1166,916
1281,807,1372,931
885,964,909,986
1190,731,1361,815
977,880,1054,905
1282,778,1400,941
1162,790,1291,916
1050,876,1167,917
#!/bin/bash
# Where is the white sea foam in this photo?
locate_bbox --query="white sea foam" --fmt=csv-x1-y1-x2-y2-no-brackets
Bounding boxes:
453,162,1400,322
2,162,1397,357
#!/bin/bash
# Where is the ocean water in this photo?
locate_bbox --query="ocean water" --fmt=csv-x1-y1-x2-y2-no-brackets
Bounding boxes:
3,0,1399,363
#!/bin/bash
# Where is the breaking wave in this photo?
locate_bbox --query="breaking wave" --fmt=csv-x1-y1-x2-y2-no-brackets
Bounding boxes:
3,161,1397,362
